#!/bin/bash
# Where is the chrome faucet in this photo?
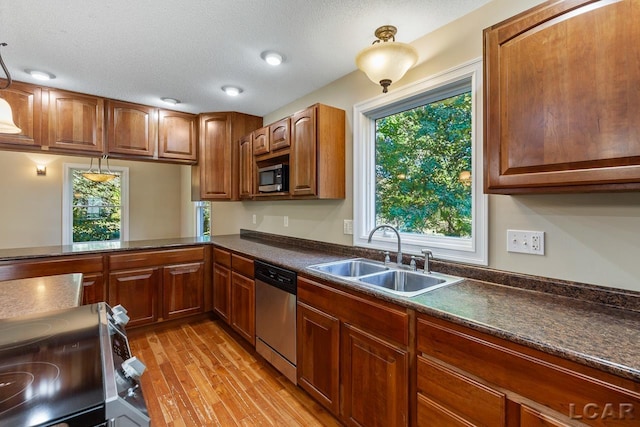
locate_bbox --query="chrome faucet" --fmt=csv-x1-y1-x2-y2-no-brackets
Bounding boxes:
368,224,402,265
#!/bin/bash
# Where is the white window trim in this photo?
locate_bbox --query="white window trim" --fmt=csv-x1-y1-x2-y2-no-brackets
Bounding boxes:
195,201,211,237
353,58,488,265
62,163,130,245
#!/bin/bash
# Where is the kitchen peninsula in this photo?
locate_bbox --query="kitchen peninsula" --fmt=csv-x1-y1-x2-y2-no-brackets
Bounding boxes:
0,273,83,318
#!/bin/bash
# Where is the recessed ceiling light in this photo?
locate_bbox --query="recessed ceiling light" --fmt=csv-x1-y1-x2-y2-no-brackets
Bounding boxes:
26,69,55,81
161,97,181,105
261,51,283,66
222,86,243,97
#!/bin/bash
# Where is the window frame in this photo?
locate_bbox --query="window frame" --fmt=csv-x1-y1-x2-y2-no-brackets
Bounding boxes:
62,163,130,245
195,201,211,237
353,58,487,265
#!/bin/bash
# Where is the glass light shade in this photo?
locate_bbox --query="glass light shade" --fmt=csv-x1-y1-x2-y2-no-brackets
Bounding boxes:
82,172,116,182
0,97,21,134
356,41,418,91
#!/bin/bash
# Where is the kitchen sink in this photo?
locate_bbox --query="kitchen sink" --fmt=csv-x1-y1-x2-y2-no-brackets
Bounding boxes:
356,269,462,297
307,258,463,297
307,258,389,277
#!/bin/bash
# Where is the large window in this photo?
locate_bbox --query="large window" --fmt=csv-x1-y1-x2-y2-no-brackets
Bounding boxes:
63,163,129,245
353,59,487,265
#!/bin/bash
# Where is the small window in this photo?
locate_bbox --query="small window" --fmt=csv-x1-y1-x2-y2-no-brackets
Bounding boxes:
195,201,211,237
353,59,487,265
63,163,129,245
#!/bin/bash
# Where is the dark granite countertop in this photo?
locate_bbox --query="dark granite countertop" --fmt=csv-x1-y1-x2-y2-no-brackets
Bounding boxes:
0,234,638,383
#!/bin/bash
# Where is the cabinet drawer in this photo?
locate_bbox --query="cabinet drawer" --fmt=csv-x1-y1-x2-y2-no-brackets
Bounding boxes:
109,247,204,270
417,355,505,426
213,248,231,268
299,275,408,346
231,253,253,278
417,394,474,427
0,255,103,281
417,315,640,426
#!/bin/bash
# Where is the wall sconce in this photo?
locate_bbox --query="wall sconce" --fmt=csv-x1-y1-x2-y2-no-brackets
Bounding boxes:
36,165,46,176
355,25,418,93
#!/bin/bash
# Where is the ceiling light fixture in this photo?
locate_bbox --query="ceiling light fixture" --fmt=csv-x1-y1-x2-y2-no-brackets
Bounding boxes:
27,69,56,81
355,25,418,93
261,51,283,66
161,97,180,105
0,42,21,134
222,86,243,97
82,155,117,182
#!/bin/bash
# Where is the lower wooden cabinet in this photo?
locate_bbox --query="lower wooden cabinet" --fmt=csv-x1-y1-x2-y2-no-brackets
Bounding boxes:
415,314,640,427
297,275,410,426
342,323,409,427
213,249,256,345
109,267,160,328
297,301,340,414
230,270,255,344
163,262,204,320
81,273,105,305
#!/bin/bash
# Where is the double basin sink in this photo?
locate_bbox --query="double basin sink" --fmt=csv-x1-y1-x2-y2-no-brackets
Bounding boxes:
307,258,463,297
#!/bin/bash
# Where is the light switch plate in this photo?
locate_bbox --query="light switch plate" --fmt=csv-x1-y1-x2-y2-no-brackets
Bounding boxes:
507,230,545,255
284,216,289,227
343,219,353,235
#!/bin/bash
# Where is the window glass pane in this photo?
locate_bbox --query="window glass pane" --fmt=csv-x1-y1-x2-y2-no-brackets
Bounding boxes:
195,201,211,237
72,170,122,243
374,91,472,238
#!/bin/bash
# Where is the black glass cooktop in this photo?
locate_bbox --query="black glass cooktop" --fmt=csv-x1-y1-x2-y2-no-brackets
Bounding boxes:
0,304,105,426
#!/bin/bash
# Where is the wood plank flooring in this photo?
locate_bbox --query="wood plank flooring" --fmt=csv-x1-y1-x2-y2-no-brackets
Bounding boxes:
129,317,342,426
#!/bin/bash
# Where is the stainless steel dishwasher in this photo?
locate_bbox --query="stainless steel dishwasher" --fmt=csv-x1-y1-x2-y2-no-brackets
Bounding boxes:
254,260,297,384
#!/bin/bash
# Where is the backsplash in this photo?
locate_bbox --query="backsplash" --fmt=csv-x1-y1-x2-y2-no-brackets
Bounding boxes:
239,229,640,313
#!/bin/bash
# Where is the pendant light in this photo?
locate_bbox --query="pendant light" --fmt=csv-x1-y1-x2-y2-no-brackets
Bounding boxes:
355,26,418,93
82,156,117,182
0,42,21,134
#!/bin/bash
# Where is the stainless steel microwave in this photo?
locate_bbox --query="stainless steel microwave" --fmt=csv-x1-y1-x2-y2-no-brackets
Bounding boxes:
258,164,288,192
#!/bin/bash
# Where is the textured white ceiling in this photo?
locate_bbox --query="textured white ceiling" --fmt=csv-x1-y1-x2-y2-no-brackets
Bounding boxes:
0,0,491,116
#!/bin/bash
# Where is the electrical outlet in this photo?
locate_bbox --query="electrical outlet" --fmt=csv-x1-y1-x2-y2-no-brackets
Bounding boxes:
343,219,353,235
252,214,256,225
507,230,545,255
284,216,289,227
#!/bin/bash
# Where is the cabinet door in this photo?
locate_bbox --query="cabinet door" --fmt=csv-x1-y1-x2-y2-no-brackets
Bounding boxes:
252,126,269,155
297,302,340,416
520,405,573,427
239,134,254,198
82,273,105,305
230,271,255,345
290,106,317,196
269,118,290,151
109,268,160,328
163,262,204,320
107,100,157,157
484,0,640,193
341,323,409,427
44,89,104,153
198,113,232,199
0,80,42,147
213,263,231,323
158,109,197,162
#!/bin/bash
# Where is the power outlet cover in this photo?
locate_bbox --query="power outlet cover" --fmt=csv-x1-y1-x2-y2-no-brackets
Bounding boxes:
343,219,353,235
507,230,545,255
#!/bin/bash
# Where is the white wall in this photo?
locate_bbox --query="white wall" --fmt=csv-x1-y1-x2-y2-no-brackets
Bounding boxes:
0,150,191,248
212,0,640,292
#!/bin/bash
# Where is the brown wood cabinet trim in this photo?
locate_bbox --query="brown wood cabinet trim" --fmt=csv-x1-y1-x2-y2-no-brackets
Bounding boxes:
108,247,204,270
0,255,104,282
298,275,409,347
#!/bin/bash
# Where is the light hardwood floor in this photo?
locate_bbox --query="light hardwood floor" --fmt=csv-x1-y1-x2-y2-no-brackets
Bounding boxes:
129,317,341,427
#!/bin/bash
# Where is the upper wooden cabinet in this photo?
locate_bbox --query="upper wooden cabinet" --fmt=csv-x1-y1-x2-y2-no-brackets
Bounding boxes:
290,104,345,198
192,112,262,201
158,109,197,162
484,0,640,193
107,100,157,158
0,79,42,148
44,89,104,154
252,126,269,156
239,134,254,199
269,118,291,152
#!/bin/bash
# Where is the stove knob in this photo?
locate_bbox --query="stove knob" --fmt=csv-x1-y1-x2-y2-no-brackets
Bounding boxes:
112,305,130,326
122,356,146,380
